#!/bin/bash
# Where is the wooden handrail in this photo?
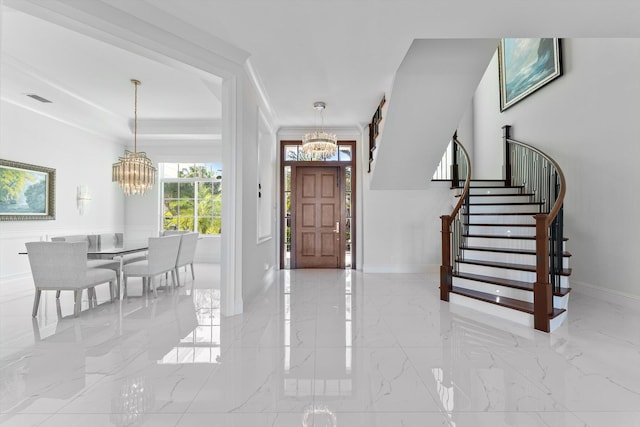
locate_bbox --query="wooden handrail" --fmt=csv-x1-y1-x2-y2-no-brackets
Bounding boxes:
503,125,566,332
505,138,566,227
440,134,471,302
449,135,472,221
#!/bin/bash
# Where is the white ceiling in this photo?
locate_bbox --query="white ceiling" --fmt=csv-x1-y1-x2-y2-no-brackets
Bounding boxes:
1,7,223,143
2,0,639,138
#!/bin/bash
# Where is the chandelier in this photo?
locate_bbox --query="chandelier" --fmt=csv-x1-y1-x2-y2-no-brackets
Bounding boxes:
112,79,156,196
302,101,337,158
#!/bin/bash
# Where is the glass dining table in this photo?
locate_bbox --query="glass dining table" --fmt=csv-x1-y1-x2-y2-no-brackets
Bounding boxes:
88,241,149,299
87,241,148,260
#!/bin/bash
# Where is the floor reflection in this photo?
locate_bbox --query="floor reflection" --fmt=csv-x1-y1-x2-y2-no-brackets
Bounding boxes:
1,265,639,426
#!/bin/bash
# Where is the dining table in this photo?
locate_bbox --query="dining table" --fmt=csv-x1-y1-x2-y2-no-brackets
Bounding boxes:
87,240,149,299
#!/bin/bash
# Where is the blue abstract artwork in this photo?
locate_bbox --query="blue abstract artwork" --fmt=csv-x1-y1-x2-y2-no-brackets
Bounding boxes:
499,38,561,111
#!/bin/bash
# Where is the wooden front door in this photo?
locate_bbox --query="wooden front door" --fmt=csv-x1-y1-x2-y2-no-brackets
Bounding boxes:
294,166,342,268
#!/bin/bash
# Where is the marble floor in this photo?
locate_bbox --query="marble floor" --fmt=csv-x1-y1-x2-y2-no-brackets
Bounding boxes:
1,266,639,427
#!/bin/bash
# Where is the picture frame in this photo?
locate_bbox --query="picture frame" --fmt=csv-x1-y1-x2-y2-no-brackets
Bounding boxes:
0,159,56,221
498,38,562,111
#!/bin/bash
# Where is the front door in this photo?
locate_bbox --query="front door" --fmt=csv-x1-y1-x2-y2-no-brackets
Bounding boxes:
294,166,342,268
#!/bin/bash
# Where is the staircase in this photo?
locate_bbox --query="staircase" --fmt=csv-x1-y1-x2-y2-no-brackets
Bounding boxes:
449,179,571,331
440,126,571,332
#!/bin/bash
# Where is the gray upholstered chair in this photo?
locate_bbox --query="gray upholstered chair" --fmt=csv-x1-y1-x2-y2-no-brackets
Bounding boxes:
122,235,181,298
51,234,122,298
162,230,188,236
174,232,199,286
26,241,117,317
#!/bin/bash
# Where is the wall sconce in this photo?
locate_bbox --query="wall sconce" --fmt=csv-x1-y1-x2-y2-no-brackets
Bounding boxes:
77,185,91,215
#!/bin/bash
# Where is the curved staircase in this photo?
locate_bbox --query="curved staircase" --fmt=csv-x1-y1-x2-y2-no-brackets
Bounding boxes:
440,126,571,332
450,179,571,331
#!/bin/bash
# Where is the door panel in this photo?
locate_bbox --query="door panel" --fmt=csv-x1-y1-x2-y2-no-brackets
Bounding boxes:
294,166,342,268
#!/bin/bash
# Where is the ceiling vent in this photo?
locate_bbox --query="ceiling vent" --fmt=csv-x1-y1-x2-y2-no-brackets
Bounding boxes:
25,94,52,103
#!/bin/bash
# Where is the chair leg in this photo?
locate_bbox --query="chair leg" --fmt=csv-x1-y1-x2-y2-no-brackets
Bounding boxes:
32,289,42,317
56,290,61,299
88,288,96,306
174,268,180,287
123,275,128,298
152,276,158,298
109,280,115,302
115,272,121,300
74,290,82,317
190,263,195,280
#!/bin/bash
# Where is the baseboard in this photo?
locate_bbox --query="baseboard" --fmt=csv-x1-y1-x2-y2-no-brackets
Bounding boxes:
571,280,640,310
361,264,440,274
0,272,31,283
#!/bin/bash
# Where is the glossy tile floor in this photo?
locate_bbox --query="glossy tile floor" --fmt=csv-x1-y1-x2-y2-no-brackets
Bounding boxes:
1,265,639,426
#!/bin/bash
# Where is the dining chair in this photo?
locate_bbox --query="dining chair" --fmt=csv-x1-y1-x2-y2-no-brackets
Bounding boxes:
174,232,199,286
26,241,117,317
162,230,188,236
122,235,181,298
51,234,122,299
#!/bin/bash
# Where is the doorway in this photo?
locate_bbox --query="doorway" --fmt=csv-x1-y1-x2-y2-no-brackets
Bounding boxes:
295,166,342,268
280,141,356,269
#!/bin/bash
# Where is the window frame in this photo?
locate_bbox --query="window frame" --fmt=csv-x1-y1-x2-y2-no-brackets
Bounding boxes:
159,163,222,235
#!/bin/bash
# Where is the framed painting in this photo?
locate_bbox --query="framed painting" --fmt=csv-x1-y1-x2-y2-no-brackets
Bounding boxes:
0,159,56,221
499,38,562,111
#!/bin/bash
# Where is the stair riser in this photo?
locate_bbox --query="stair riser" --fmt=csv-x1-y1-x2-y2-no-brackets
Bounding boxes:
469,188,523,195
461,250,571,269
469,181,506,187
469,195,533,203
465,215,535,225
467,225,536,237
450,293,569,332
457,263,570,287
464,237,567,251
469,204,542,214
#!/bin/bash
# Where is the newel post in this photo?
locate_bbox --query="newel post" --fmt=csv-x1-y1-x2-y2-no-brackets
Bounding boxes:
440,215,452,301
503,125,512,187
533,213,552,332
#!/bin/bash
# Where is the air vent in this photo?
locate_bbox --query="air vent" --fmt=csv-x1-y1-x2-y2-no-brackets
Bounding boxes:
26,94,52,103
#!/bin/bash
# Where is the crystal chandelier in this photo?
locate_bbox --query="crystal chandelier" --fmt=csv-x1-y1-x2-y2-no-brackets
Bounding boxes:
302,102,337,158
112,79,156,196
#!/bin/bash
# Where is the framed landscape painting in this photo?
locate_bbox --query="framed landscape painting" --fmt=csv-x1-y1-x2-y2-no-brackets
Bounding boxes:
499,38,562,111
0,159,56,221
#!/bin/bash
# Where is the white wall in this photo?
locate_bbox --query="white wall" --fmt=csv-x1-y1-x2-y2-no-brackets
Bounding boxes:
0,100,125,280
472,38,640,299
361,183,453,273
238,75,277,304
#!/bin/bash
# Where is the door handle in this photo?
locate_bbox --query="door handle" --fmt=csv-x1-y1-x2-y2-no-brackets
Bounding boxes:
333,222,340,234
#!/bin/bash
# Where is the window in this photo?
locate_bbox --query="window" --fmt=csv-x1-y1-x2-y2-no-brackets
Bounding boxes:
160,163,222,235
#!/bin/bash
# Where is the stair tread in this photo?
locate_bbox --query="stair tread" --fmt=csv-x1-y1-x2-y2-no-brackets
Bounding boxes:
464,193,534,197
469,201,543,205
451,286,567,318
462,245,572,257
458,259,572,276
464,212,541,216
466,223,536,227
468,185,523,189
456,193,533,198
453,272,572,296
464,233,570,241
